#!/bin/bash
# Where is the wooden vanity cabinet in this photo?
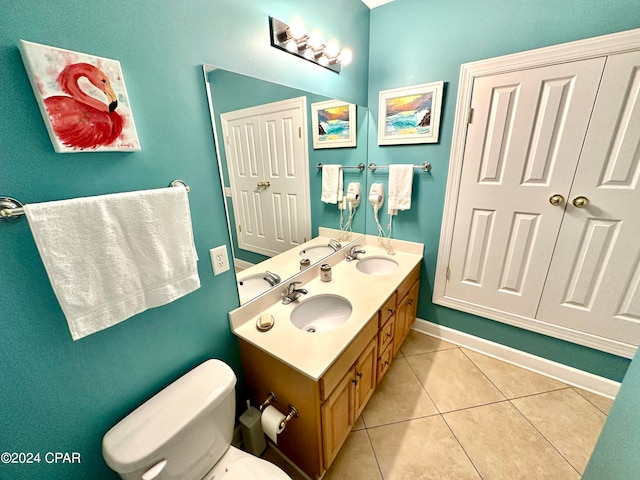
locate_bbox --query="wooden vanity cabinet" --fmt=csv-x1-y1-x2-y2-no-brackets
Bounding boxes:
236,262,421,479
393,264,421,356
320,335,377,467
238,316,378,479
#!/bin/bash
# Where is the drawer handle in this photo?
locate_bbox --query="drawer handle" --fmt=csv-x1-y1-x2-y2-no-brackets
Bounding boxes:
388,308,394,314
384,361,390,367
386,332,392,338
356,372,363,378
408,299,413,306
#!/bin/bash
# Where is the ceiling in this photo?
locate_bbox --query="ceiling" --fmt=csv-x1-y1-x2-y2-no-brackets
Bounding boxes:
361,0,394,8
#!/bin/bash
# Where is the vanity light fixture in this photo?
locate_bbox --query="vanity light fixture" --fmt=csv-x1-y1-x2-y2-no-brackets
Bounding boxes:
269,16,352,73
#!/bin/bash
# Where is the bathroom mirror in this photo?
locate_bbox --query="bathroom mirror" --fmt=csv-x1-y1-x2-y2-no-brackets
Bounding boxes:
203,65,369,304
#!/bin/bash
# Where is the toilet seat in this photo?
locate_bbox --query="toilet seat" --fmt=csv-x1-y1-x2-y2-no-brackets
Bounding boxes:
215,456,290,480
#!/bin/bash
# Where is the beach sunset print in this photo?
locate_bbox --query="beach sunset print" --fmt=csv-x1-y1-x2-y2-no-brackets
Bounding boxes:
384,92,433,137
317,104,351,142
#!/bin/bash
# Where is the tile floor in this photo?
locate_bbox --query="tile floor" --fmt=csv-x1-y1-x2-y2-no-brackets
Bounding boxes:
265,330,614,480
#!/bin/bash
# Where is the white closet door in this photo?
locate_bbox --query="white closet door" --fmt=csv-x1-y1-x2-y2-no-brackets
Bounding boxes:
444,58,605,317
221,97,310,257
260,106,310,251
537,51,640,348
223,115,272,254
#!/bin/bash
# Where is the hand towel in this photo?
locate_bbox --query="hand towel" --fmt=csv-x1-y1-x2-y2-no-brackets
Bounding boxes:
321,165,343,204
24,186,200,340
387,164,414,215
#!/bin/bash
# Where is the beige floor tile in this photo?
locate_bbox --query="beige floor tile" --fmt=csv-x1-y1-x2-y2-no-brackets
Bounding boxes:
512,388,607,474
462,348,567,398
362,356,438,427
399,330,458,356
444,401,580,479
574,388,615,415
406,348,505,412
323,429,382,480
368,416,481,480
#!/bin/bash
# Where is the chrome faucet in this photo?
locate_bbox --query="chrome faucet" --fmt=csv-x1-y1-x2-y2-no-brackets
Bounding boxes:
328,239,342,252
263,270,281,286
345,245,366,262
282,281,308,304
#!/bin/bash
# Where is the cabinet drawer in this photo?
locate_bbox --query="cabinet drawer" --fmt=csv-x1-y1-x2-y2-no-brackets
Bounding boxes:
377,343,394,382
378,314,395,353
378,292,397,327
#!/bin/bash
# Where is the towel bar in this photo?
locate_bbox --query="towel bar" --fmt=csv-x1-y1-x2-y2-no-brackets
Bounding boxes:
0,179,190,222
368,162,431,173
317,163,365,172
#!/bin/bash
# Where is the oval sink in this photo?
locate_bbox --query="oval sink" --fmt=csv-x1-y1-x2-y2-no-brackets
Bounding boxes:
237,273,276,299
355,256,399,275
299,245,335,262
290,294,352,333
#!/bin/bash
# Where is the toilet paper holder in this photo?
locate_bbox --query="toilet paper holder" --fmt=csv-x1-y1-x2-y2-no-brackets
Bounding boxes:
259,391,278,411
280,405,299,430
259,391,300,429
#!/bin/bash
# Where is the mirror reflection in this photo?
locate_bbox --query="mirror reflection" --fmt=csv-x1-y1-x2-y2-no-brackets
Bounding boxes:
203,65,369,304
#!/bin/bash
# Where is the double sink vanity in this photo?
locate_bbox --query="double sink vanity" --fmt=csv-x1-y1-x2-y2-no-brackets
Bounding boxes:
229,230,423,479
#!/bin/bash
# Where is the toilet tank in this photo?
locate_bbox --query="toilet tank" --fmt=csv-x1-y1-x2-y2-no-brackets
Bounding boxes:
102,359,237,480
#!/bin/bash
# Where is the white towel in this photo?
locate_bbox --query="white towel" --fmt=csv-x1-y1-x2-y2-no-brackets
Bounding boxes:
321,165,343,204
24,186,200,340
387,164,414,215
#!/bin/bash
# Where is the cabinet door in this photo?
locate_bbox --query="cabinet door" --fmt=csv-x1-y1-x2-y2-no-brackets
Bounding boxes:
537,51,640,354
354,338,377,418
443,58,605,317
321,369,355,468
394,281,420,355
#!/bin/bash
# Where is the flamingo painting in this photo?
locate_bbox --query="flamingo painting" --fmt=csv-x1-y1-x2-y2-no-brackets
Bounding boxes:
44,63,124,149
19,40,140,153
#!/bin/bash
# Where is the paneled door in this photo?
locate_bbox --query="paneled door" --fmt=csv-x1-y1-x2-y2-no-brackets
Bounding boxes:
221,97,311,257
536,51,640,348
444,58,605,318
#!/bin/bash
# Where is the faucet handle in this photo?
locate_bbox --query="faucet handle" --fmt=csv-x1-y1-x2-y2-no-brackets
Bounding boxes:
287,281,302,292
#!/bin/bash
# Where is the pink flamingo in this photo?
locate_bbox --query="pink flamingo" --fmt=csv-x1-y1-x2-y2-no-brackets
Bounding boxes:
44,63,123,149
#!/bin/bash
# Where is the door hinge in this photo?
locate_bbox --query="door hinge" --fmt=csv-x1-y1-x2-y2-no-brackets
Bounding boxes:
467,108,474,125
298,126,302,139
226,135,230,145
238,225,242,233
446,266,450,281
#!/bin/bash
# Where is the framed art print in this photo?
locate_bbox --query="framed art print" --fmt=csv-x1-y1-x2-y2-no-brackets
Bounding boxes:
19,40,141,153
311,100,356,149
378,81,444,145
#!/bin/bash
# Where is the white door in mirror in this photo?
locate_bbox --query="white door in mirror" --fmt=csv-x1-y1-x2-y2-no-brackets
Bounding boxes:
210,245,230,275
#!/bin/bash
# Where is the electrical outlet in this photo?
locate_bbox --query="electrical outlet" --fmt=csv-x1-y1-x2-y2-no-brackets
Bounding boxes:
210,245,230,275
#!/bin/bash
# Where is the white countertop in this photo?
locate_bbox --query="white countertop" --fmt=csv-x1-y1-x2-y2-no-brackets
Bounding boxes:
229,236,423,381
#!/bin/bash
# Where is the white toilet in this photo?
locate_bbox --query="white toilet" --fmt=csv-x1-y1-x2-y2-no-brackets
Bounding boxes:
102,359,291,480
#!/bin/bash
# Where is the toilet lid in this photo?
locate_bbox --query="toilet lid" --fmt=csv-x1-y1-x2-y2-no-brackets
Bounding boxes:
220,456,291,480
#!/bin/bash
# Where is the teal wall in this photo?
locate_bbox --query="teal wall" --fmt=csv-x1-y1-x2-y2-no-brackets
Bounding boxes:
583,349,640,478
367,0,640,381
0,1,370,479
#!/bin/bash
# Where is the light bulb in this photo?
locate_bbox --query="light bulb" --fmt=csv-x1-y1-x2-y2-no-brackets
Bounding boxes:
338,48,353,65
318,55,329,66
285,39,298,53
308,31,324,50
325,41,339,58
289,20,306,40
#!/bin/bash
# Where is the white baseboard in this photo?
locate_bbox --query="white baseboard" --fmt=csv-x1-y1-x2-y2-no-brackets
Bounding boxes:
413,318,620,399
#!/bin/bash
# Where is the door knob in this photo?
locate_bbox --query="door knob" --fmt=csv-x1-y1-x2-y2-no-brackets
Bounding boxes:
257,181,265,187
263,181,271,188
572,196,589,208
549,194,564,206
